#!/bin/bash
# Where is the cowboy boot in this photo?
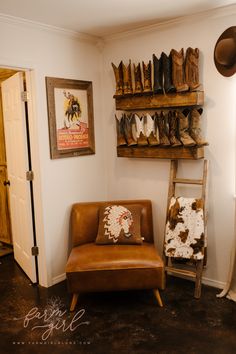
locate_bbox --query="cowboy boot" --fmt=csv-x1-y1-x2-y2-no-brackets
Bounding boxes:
134,114,148,146
161,52,175,93
171,48,189,92
189,108,208,146
130,113,138,144
122,60,133,95
168,111,182,146
142,61,152,93
157,111,170,146
154,113,160,145
111,61,123,96
145,113,159,145
133,63,143,94
153,54,163,94
124,113,136,146
185,47,200,91
178,109,196,146
115,114,127,146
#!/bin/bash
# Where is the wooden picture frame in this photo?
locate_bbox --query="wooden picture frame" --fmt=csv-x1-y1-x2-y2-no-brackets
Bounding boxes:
45,77,95,159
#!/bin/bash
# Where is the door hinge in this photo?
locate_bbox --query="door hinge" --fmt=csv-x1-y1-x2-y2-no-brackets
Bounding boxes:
31,246,39,256
21,91,29,102
26,170,34,181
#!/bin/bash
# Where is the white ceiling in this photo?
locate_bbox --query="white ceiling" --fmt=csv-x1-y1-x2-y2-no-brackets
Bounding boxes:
0,0,235,37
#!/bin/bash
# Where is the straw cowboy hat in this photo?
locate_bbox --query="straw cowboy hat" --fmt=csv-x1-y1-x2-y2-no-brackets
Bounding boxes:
214,26,236,77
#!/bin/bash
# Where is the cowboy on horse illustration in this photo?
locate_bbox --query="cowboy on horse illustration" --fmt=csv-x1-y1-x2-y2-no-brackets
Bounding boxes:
63,91,81,128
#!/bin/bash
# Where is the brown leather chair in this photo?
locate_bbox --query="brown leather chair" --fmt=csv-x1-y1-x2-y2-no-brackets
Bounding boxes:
66,200,165,311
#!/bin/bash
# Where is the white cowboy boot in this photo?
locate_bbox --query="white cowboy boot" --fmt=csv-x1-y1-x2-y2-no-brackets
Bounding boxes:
134,114,148,146
145,113,159,145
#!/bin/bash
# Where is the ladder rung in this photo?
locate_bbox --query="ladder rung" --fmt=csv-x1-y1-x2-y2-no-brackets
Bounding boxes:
173,178,203,185
165,266,196,278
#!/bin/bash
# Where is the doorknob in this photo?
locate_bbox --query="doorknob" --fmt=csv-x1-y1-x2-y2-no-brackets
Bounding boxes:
3,180,10,186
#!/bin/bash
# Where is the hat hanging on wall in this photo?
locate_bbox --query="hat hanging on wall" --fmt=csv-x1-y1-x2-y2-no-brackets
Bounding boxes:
214,26,236,77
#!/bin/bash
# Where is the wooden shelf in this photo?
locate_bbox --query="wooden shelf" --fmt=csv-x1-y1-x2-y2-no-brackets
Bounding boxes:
114,91,204,111
117,146,204,160
114,90,205,160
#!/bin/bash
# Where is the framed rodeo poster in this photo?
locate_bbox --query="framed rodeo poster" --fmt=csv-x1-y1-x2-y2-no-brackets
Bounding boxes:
46,77,95,159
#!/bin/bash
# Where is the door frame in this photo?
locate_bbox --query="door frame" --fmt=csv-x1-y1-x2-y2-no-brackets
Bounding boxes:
0,64,48,287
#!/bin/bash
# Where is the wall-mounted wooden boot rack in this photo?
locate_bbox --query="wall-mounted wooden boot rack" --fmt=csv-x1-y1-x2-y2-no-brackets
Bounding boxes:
115,91,205,160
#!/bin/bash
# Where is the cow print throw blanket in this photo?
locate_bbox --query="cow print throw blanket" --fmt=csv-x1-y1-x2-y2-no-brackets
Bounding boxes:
164,197,205,260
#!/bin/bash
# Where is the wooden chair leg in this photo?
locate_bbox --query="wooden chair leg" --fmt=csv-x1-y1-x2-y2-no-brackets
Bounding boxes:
70,293,79,312
194,260,204,299
153,289,163,307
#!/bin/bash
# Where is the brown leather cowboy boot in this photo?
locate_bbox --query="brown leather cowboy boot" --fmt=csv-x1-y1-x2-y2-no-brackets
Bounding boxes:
142,61,152,93
133,63,143,94
157,111,170,146
124,113,136,146
154,113,160,144
116,114,127,146
178,109,196,146
171,48,189,92
111,61,123,96
185,47,200,91
168,111,182,146
122,60,133,95
189,108,208,146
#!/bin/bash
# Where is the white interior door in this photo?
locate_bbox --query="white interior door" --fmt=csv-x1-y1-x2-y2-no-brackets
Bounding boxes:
1,72,37,282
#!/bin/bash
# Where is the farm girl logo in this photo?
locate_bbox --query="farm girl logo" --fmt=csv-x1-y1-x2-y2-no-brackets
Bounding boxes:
14,297,90,342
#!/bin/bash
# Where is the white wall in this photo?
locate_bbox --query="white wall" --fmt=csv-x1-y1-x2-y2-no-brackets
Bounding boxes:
0,18,108,286
1,7,236,289
102,9,236,288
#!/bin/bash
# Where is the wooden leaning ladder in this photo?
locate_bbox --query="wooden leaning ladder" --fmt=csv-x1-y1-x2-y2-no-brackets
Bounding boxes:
164,159,209,298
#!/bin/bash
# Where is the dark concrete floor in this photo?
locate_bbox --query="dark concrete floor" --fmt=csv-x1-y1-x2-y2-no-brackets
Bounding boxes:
0,254,235,354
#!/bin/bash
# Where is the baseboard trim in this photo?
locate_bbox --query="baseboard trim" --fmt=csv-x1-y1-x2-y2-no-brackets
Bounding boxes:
52,273,66,285
167,270,226,289
202,276,226,290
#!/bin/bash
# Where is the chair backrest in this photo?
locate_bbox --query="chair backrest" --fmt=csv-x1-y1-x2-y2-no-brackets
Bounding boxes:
70,199,154,246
